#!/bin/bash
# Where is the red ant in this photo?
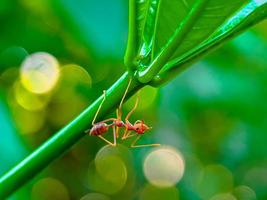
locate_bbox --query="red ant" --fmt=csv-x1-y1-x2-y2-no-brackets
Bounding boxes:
86,78,160,148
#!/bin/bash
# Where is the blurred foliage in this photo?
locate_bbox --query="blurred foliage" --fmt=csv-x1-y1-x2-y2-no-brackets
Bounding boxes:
1,0,267,200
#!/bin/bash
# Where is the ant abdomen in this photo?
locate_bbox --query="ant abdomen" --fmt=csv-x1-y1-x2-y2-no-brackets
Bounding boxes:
89,123,109,136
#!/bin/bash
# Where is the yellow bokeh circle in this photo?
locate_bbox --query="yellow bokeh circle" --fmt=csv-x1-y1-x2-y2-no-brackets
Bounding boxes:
20,52,60,94
143,146,185,187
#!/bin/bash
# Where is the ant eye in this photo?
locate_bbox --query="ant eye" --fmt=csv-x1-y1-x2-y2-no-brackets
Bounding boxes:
136,127,139,130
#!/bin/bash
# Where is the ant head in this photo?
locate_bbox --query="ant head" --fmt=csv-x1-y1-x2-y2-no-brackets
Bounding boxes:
133,120,151,134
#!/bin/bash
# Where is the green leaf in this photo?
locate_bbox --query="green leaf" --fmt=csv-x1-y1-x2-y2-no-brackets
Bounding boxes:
138,0,211,82
129,0,249,83
125,0,159,70
153,0,248,61
138,0,159,62
150,0,267,86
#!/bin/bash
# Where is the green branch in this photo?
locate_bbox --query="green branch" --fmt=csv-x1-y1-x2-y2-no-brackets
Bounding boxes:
0,72,143,198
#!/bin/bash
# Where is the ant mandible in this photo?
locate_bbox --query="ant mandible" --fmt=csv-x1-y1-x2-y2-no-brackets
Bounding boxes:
85,78,160,148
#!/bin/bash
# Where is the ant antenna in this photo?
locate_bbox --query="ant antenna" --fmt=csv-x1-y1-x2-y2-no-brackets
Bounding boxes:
92,90,106,125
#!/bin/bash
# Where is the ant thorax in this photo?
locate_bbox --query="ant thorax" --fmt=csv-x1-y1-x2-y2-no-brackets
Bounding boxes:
114,120,124,127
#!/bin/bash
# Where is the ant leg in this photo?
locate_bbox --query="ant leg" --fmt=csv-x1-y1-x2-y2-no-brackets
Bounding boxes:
125,91,140,122
115,109,120,138
92,90,107,125
115,127,120,138
112,125,117,146
98,135,115,146
130,135,160,148
114,78,132,139
99,118,117,124
122,132,136,140
117,78,132,120
122,128,129,140
96,125,116,146
121,92,140,139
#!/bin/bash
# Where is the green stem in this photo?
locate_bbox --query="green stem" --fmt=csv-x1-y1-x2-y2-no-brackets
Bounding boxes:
137,0,209,83
0,72,143,198
124,0,137,71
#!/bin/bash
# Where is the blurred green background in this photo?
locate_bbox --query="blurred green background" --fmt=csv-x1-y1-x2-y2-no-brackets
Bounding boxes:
1,0,267,199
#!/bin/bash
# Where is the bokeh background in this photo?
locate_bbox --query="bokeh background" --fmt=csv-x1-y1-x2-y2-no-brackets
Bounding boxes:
1,0,267,199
